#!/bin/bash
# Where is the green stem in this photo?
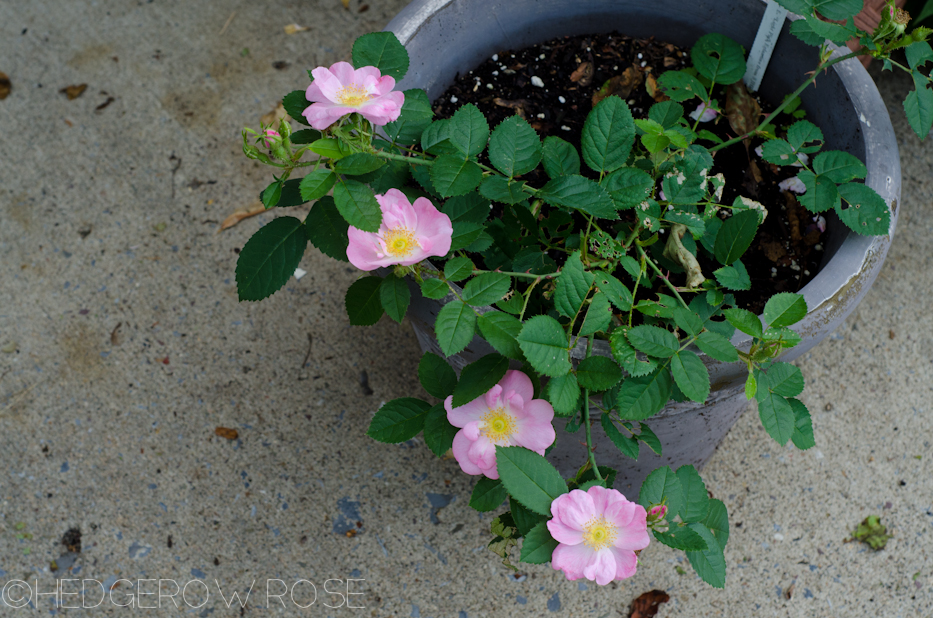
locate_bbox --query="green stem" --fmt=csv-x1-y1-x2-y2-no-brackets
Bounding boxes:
473,269,560,280
637,245,691,310
709,50,862,153
582,337,602,482
518,277,540,322
373,151,434,166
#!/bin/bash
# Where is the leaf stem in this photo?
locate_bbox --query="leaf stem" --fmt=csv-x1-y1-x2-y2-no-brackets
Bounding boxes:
582,336,602,482
637,245,691,310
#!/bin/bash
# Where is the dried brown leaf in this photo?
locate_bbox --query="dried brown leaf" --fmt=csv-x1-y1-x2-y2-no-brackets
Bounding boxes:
261,101,287,127
219,201,265,232
663,56,679,68
629,589,670,618
570,61,594,86
0,72,11,100
724,80,760,148
215,427,239,440
60,84,87,100
592,67,642,106
284,23,310,35
493,97,528,119
341,0,350,7
645,74,668,102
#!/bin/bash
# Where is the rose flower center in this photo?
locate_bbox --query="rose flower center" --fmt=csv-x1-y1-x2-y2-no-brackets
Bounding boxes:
583,516,618,551
480,407,516,443
382,227,419,257
336,84,372,107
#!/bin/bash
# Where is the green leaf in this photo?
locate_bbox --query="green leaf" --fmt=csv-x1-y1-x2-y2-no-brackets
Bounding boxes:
554,251,595,318
601,414,639,459
662,147,713,205
579,292,612,337
671,350,710,403
308,138,350,160
576,356,623,391
333,179,382,232
480,176,530,205
581,96,636,173
443,191,489,225
351,31,409,80
593,272,633,311
813,150,866,183
299,169,337,202
538,175,617,219
430,155,484,197
635,423,662,455
763,326,803,348
470,477,508,512
787,119,823,152
615,369,674,420
695,331,739,363
602,167,654,210
423,403,458,456
304,196,349,262
649,101,685,129
657,71,708,102
691,33,746,85
282,90,311,126
236,217,307,302
547,373,580,417
435,300,477,357
541,136,581,178
704,498,730,551
609,329,658,377
788,398,816,450
723,308,763,338
796,170,840,213
760,139,798,165
488,116,542,177
836,183,891,235
520,521,559,564
462,272,511,307
673,307,704,337
262,180,283,209
367,397,431,443
653,527,708,551
418,352,457,399
713,259,751,291
637,466,684,518
420,277,449,300
289,128,322,144
511,497,545,536
496,446,567,516
444,256,475,281
478,312,524,360
451,353,509,408
449,220,484,252
627,325,680,358
762,362,805,397
809,0,864,21
763,292,808,328
676,465,710,523
745,373,757,399
757,389,796,446
686,523,726,588
383,89,433,145
379,273,410,323
904,68,933,139
799,13,857,44
517,315,572,378
345,276,384,325
448,103,489,158
335,153,386,177
714,211,759,266
421,119,454,154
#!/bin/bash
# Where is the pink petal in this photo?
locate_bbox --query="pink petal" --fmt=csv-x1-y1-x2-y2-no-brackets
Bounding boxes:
328,61,357,87
587,485,613,516
445,395,489,428
353,65,383,86
498,370,534,403
468,436,497,471
551,543,596,581
411,197,453,257
513,408,556,453
451,431,483,475
484,384,503,411
310,66,345,102
585,549,618,586
554,490,595,530
358,91,404,126
303,101,351,131
547,519,584,545
346,227,385,271
609,547,639,580
305,81,327,104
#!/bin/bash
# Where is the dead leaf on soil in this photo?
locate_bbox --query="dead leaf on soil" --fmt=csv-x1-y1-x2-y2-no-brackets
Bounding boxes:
340,0,350,8
493,97,529,119
0,72,11,100
629,589,670,618
215,427,239,440
60,84,87,100
645,73,668,102
725,80,760,150
592,67,643,106
761,240,787,262
663,56,679,68
570,61,593,86
261,101,287,127
284,23,310,35
219,200,265,232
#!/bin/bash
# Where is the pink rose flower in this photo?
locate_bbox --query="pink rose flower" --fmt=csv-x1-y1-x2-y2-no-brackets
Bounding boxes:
303,61,404,131
647,504,667,522
445,370,556,480
346,189,452,270
689,103,718,123
547,486,650,585
262,129,280,149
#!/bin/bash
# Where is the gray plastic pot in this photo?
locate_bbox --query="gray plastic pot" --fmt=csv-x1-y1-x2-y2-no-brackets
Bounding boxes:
386,0,900,497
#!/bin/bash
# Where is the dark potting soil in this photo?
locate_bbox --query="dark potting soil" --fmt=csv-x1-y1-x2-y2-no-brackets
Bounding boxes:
432,32,827,315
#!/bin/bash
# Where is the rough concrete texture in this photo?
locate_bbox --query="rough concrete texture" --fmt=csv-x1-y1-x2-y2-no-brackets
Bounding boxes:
0,1,931,616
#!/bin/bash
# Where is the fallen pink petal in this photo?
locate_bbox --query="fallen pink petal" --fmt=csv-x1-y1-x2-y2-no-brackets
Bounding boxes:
303,61,404,130
689,102,718,123
778,176,807,194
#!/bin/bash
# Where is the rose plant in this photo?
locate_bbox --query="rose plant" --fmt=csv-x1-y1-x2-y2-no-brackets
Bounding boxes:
233,3,931,587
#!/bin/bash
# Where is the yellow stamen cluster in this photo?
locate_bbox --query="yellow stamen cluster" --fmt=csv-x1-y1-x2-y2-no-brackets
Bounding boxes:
582,516,618,551
336,84,371,107
480,407,516,443
382,227,419,257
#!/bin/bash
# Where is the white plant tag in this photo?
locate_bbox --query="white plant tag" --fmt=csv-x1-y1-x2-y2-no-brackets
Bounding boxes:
744,0,789,92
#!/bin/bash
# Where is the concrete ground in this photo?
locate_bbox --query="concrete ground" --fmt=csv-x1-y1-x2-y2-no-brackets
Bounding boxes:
0,0,931,616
